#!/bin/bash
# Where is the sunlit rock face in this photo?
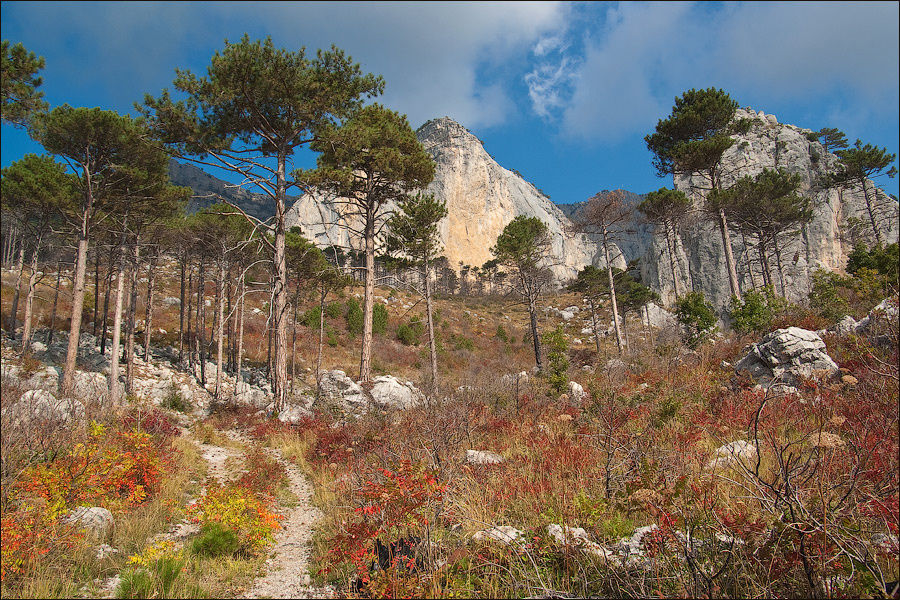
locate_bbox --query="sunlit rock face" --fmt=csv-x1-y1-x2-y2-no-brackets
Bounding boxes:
286,116,598,280
640,108,898,309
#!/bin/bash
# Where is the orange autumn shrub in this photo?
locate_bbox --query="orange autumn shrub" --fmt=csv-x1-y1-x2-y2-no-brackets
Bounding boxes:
187,484,282,556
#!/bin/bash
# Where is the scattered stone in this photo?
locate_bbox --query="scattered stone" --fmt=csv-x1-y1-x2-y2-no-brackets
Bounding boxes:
63,506,114,539
841,374,858,386
642,302,678,329
472,525,524,548
370,375,425,410
834,315,859,336
316,369,370,416
30,341,48,354
73,371,108,400
707,440,757,471
466,450,504,465
567,381,586,401
500,371,529,386
278,400,314,424
734,327,838,387
95,544,119,560
556,413,573,422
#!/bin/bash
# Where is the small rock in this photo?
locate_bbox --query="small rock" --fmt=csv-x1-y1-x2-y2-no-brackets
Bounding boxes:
472,525,524,548
63,506,114,540
840,375,858,386
707,440,757,470
812,431,845,450
556,413,573,422
466,450,504,465
95,544,119,559
567,381,586,401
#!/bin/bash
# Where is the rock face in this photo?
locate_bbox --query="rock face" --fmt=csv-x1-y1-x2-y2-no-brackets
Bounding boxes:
316,370,371,416
735,327,839,386
6,389,85,425
287,117,597,279
643,108,899,309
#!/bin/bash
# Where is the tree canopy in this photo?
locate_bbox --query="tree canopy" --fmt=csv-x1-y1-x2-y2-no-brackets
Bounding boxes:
1,40,47,126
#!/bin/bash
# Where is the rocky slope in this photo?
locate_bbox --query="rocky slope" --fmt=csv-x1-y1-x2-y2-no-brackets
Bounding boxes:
641,108,899,308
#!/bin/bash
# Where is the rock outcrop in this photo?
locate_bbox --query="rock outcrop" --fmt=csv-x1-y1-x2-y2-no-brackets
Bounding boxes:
735,327,839,387
642,108,899,308
287,117,598,279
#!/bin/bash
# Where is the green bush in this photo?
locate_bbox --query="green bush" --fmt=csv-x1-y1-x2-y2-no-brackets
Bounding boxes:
728,286,787,335
495,323,509,343
397,318,425,346
190,522,240,558
161,383,191,413
302,305,322,329
809,269,851,320
325,301,342,319
675,291,718,348
541,325,569,395
847,242,899,285
451,334,474,351
373,303,388,335
345,299,363,336
326,326,339,347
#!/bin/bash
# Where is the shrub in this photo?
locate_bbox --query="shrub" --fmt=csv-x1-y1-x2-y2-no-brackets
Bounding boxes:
397,318,424,346
729,286,787,335
450,334,474,351
346,299,364,336
541,326,569,395
809,269,851,320
847,242,899,284
119,540,184,598
188,484,282,556
495,323,509,343
302,305,322,329
373,303,388,336
161,383,191,413
190,522,240,558
675,291,718,347
325,301,343,319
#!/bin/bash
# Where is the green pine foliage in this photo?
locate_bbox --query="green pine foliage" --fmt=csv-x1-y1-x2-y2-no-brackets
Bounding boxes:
729,287,788,335
542,326,570,396
675,291,718,347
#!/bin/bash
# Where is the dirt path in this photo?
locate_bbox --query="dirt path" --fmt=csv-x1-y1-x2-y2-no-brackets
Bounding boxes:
245,449,331,599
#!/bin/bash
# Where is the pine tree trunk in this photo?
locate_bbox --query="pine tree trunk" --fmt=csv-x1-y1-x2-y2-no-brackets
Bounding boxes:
143,252,156,364
758,239,773,290
271,150,289,411
92,247,100,336
664,222,681,302
215,259,226,398
100,246,114,355
186,266,194,370
360,203,376,383
773,236,787,297
718,207,742,302
742,232,758,291
603,227,625,355
178,254,186,362
424,260,438,391
48,260,61,347
21,242,41,353
7,242,25,338
291,282,300,395
61,183,93,397
316,284,326,394
527,288,543,371
108,261,126,403
860,177,883,245
236,278,245,395
125,235,140,395
198,260,205,386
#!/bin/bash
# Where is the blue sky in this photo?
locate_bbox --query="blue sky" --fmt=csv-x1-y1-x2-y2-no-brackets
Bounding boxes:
2,1,898,201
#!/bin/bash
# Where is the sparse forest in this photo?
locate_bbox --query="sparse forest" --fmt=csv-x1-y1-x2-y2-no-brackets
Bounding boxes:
1,33,898,600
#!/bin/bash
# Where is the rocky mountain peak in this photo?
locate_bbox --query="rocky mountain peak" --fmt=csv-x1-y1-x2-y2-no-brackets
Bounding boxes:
416,116,484,149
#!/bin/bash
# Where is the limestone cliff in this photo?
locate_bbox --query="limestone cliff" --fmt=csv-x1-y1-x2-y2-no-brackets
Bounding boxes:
639,108,899,309
285,117,596,279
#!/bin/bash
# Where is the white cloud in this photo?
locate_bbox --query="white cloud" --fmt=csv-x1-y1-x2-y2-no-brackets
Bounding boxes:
525,56,578,119
556,1,899,142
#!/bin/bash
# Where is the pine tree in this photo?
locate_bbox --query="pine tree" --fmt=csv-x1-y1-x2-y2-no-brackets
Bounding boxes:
386,192,448,390
141,35,382,409
491,216,553,371
1,40,47,126
645,88,749,301
833,140,897,245
299,104,434,382
638,187,691,302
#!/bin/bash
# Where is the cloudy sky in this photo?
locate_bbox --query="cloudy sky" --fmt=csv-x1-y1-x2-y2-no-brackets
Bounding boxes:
2,1,898,201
